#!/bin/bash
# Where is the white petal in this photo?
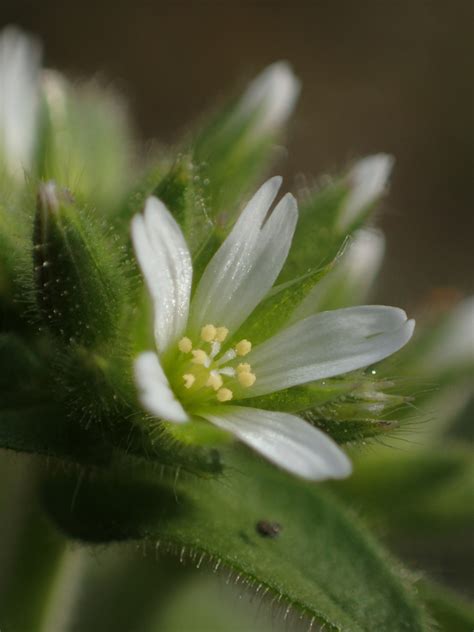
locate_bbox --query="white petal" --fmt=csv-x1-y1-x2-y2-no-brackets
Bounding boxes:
236,61,301,135
0,27,41,176
245,306,415,397
199,406,351,481
134,352,189,424
132,197,192,353
189,177,297,335
337,154,394,230
292,229,386,320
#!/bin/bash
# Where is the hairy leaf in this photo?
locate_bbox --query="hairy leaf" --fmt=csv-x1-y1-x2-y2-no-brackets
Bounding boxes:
42,449,431,632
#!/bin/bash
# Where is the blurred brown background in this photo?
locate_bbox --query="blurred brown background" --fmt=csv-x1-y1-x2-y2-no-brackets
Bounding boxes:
2,0,473,308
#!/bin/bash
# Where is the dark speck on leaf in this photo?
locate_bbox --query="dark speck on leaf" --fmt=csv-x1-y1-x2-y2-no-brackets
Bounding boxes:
256,520,282,538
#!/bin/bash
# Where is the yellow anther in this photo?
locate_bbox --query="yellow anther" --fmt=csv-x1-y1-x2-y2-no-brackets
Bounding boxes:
235,339,252,356
206,373,223,391
178,337,193,353
216,387,233,402
237,362,251,374
215,326,229,342
201,324,217,342
182,374,196,389
238,371,256,388
191,349,208,365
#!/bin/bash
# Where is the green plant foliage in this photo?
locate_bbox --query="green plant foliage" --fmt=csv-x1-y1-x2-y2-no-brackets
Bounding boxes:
1,34,471,631
36,74,134,213
335,447,474,538
42,450,431,632
0,455,65,632
33,182,129,348
191,101,277,225
278,181,349,282
418,580,474,632
234,264,332,346
152,157,215,262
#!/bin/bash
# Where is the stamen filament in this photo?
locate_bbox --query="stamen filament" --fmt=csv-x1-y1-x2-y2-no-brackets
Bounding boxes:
216,349,237,366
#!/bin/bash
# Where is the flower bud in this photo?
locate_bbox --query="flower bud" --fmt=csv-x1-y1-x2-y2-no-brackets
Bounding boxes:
38,71,132,213
292,229,385,319
33,181,125,347
234,61,301,136
337,154,394,230
192,62,300,223
0,26,41,178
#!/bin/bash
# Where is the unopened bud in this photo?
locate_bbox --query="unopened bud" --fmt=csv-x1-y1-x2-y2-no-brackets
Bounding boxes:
34,181,125,347
337,154,394,230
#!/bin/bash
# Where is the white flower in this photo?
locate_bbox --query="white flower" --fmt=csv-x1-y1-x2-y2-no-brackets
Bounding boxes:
337,154,394,230
132,177,415,480
0,26,41,177
234,61,301,135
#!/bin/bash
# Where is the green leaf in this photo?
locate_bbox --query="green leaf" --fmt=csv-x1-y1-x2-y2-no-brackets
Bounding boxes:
42,449,431,631
0,453,65,632
419,579,474,632
334,447,474,538
333,447,474,595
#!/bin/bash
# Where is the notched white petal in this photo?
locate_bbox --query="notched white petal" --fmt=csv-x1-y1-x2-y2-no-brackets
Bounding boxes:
134,352,189,424
246,306,415,397
132,196,192,353
199,406,352,481
190,178,298,335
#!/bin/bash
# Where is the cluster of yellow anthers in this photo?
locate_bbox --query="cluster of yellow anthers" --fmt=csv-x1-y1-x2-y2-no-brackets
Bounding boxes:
177,324,256,403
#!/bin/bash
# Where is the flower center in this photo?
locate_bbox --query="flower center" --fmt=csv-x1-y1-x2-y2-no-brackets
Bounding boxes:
174,324,256,404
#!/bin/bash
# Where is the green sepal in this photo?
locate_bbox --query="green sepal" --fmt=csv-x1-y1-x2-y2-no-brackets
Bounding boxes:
279,180,348,283
308,415,399,444
279,166,382,286
165,417,232,447
192,99,278,224
302,380,411,443
152,156,214,259
33,182,128,348
238,377,359,413
235,263,332,345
